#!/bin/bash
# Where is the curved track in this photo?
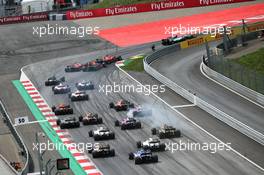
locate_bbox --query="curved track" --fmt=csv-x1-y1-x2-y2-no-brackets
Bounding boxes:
151,42,264,136
23,47,263,175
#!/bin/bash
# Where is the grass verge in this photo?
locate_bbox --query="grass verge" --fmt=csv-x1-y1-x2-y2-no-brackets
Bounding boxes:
122,55,146,72
233,47,264,74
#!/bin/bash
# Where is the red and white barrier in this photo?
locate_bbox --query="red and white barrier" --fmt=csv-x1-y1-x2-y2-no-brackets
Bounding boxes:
66,0,254,20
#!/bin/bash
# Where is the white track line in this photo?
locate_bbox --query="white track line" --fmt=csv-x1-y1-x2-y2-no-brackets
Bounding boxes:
116,65,264,171
200,63,264,109
172,104,196,108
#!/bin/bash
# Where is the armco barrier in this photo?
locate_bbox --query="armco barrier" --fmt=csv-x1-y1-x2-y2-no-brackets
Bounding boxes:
66,0,253,20
0,99,29,175
202,30,264,106
143,44,264,145
202,62,264,106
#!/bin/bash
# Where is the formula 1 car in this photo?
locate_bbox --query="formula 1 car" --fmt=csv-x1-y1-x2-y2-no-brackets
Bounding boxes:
69,90,89,101
75,80,94,90
151,124,181,139
56,117,80,129
102,55,122,64
45,76,65,86
51,104,73,115
82,61,105,72
65,63,83,72
52,83,71,94
127,106,152,117
136,138,166,151
89,127,115,141
88,143,115,158
115,117,141,130
161,34,195,45
79,112,103,125
129,149,158,164
109,100,135,111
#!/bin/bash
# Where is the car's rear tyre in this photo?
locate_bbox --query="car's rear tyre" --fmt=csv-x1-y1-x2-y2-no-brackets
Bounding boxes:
110,133,115,139
109,102,114,108
76,122,80,128
136,122,141,129
160,143,166,151
175,130,181,138
92,152,99,158
121,125,126,130
79,116,83,122
56,119,61,126
136,141,142,148
110,149,115,157
159,133,165,139
94,135,100,141
69,109,73,114
128,153,134,160
114,120,119,126
98,118,103,124
151,128,156,135
88,130,93,137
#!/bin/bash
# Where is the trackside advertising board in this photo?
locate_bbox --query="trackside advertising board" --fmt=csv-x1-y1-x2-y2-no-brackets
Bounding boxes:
0,12,48,25
180,21,264,49
66,0,254,20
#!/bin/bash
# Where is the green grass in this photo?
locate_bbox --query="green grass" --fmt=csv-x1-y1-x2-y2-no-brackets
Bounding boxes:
85,0,162,9
233,48,264,74
122,55,145,72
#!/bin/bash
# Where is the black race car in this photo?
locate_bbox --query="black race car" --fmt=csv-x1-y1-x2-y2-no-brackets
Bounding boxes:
45,76,65,86
79,112,103,125
137,138,166,152
109,100,135,111
52,83,71,94
56,117,80,129
151,124,181,139
129,149,158,164
88,143,115,158
69,91,89,101
65,63,83,72
82,61,105,72
51,104,73,115
75,80,94,90
89,127,115,141
161,34,195,45
115,117,141,130
102,55,122,64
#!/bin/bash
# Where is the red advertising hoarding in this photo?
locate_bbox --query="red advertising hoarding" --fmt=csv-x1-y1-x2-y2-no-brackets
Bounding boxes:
66,0,254,20
0,12,48,25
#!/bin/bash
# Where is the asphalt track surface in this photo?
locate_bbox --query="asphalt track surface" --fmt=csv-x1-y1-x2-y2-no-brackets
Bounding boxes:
1,1,263,174
151,41,264,137
0,20,112,173
22,46,264,175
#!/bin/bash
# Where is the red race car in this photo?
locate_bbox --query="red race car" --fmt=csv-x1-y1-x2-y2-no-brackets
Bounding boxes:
102,55,122,64
65,63,83,72
82,60,105,72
